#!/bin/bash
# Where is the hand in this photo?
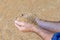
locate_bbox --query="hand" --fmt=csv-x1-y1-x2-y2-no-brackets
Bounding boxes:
15,20,35,32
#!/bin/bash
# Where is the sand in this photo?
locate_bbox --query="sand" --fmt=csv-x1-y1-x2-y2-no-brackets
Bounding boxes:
0,0,60,40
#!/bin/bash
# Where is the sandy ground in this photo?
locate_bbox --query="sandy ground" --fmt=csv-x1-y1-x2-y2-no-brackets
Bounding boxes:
0,0,60,40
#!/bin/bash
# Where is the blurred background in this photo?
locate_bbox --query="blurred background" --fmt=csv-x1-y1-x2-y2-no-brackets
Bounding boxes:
0,0,60,40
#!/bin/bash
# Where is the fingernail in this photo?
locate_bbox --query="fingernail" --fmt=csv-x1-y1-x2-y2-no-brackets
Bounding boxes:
15,20,18,23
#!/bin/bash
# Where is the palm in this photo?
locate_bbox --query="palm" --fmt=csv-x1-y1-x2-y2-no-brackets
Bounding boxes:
15,20,35,32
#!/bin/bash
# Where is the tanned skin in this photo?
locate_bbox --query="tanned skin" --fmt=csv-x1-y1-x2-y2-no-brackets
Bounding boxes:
15,18,55,40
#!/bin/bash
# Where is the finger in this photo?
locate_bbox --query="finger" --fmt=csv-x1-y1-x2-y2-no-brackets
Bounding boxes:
15,23,26,31
15,20,25,26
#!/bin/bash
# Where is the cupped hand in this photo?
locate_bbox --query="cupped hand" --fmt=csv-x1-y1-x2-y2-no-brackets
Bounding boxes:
15,20,36,32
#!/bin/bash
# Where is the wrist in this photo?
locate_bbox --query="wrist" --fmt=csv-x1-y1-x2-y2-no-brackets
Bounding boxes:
32,27,38,32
